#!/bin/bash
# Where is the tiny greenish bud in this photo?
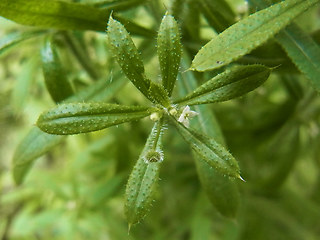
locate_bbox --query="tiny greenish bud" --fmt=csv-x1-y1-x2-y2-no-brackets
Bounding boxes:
168,106,178,116
144,150,164,163
150,112,162,122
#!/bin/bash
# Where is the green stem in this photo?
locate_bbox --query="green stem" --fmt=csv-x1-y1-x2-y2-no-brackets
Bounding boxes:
152,118,164,150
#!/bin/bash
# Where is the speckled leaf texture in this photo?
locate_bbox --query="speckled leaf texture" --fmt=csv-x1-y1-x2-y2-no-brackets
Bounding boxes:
172,118,240,179
37,103,152,135
250,0,320,92
191,0,320,71
276,24,320,92
13,77,126,185
178,62,240,218
157,14,182,96
175,65,270,105
107,16,151,99
125,122,163,225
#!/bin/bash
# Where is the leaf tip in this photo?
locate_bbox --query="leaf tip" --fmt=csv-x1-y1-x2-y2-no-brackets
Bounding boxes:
238,175,246,182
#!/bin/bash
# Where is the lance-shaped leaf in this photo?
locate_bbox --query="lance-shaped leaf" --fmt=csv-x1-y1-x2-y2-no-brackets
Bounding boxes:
13,75,126,185
171,117,240,179
0,0,154,37
37,103,152,135
107,16,151,99
0,30,46,56
175,64,270,105
178,60,240,218
0,0,108,31
250,0,320,92
41,37,74,103
191,0,320,71
157,14,182,96
125,121,164,225
12,128,64,185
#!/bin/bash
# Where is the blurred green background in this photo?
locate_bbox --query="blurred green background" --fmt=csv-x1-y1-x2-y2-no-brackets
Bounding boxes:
1,0,320,239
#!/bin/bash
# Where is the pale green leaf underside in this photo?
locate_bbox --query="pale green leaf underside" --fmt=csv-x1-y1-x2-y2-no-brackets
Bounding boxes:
175,64,270,105
37,103,152,135
172,118,240,178
125,122,163,225
191,0,320,71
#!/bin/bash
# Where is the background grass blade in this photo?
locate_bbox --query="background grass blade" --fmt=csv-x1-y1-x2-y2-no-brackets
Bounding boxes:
41,37,74,103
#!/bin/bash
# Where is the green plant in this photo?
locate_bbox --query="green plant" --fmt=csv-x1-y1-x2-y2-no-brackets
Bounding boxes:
1,0,320,239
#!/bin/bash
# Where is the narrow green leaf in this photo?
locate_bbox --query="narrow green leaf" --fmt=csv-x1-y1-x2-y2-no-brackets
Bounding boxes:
107,16,151,99
41,37,74,103
175,64,270,105
194,106,240,219
276,24,320,92
157,14,182,96
0,30,46,56
0,0,108,31
0,0,154,37
250,0,320,91
171,117,240,179
178,59,240,218
12,128,64,185
125,121,164,225
37,103,152,135
191,0,320,71
12,74,126,185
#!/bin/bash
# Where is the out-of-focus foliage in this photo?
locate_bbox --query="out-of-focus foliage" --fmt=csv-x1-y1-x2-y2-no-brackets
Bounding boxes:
1,0,320,239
